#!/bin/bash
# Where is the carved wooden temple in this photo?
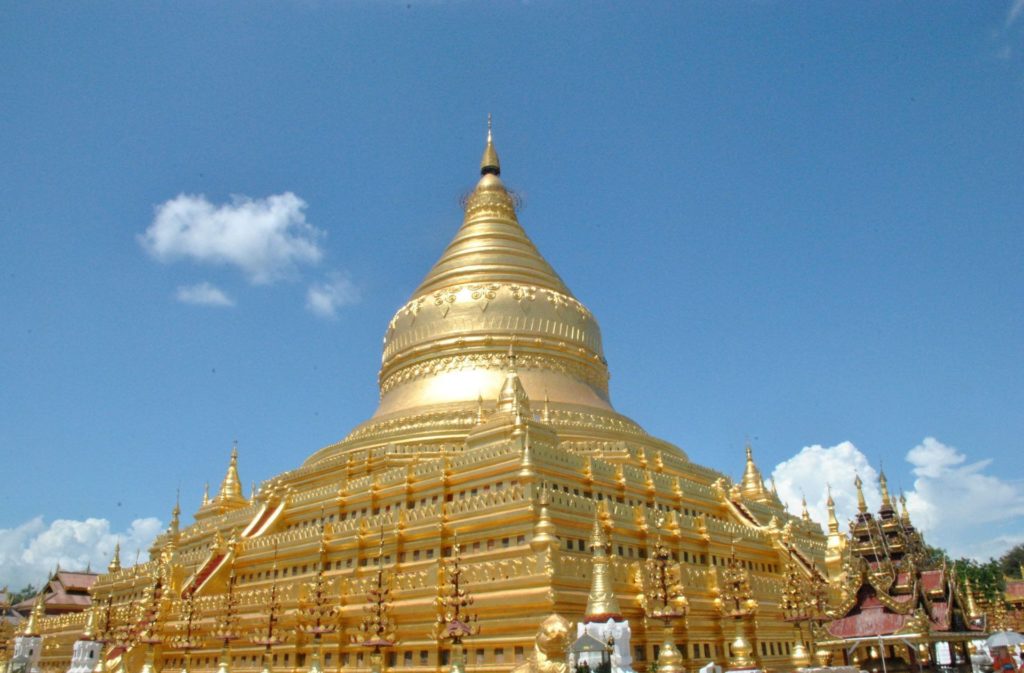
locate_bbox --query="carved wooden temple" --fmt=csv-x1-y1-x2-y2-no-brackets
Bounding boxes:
818,474,984,671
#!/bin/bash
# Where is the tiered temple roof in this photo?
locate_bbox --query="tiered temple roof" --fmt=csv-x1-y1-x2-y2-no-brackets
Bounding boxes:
823,474,982,647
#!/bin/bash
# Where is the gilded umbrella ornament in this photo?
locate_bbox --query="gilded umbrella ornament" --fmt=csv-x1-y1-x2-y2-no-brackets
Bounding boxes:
435,540,479,673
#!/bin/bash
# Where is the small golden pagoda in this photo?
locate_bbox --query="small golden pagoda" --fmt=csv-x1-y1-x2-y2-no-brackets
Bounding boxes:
25,125,828,673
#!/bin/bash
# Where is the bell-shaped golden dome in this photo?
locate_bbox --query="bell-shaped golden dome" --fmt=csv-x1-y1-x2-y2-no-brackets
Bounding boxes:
372,126,611,420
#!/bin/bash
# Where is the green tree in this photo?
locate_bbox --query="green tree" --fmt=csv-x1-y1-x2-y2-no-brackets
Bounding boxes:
7,584,37,605
953,558,1005,602
998,544,1024,579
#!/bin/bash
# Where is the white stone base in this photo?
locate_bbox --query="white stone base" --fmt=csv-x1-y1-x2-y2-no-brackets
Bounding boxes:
67,639,103,673
576,619,635,673
11,635,42,673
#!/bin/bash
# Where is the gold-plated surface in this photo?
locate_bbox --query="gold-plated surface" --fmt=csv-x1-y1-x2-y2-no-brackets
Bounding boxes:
583,509,621,623
25,127,835,673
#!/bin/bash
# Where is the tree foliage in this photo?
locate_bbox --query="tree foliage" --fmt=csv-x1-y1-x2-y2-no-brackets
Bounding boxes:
7,584,37,605
928,543,1023,602
999,543,1024,579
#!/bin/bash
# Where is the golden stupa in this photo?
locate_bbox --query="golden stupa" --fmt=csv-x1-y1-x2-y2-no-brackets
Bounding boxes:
17,126,829,673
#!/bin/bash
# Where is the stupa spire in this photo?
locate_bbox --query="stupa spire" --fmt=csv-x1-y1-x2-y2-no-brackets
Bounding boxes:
496,342,530,416
740,443,766,500
410,121,569,298
584,507,621,622
854,474,868,515
169,491,181,537
879,470,893,515
899,492,912,525
217,441,245,504
108,540,122,573
21,589,46,636
826,486,839,534
480,114,500,176
800,496,811,523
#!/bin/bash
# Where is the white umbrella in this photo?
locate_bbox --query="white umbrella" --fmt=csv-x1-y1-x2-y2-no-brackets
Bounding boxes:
986,632,1024,648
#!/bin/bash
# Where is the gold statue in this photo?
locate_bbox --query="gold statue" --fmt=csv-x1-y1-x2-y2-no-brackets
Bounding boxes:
512,614,572,673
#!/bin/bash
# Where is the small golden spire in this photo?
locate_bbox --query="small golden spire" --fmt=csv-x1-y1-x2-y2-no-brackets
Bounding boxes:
584,507,621,622
963,575,981,619
800,496,811,523
530,484,557,552
202,482,210,506
879,470,893,512
82,600,98,640
480,114,500,176
108,540,122,573
475,394,485,424
826,485,839,534
21,590,46,636
854,474,867,514
170,492,181,537
740,442,766,500
542,392,551,424
496,341,530,416
217,441,245,504
899,492,912,525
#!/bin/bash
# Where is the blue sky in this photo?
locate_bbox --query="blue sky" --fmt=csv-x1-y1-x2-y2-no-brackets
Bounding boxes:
2,1,1023,587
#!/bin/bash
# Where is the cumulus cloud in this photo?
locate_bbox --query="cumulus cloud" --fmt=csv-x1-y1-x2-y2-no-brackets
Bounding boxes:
175,282,234,307
771,437,1024,560
306,273,360,318
0,516,163,589
903,437,1024,544
770,441,880,532
139,193,324,284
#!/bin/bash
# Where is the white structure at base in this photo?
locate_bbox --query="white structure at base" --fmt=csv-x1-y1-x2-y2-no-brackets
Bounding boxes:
577,619,636,673
10,635,42,673
67,638,103,673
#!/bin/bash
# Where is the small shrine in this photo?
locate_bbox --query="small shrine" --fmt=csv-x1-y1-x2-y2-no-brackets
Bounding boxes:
818,474,984,671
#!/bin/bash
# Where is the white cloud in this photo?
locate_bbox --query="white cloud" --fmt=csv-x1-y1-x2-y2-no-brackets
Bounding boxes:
140,193,324,284
1009,0,1024,26
903,437,1024,552
0,516,163,590
770,441,880,533
771,437,1024,560
175,282,234,307
306,273,360,318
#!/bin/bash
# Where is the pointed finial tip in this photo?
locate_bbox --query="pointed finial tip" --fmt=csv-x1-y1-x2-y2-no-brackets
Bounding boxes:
480,115,500,176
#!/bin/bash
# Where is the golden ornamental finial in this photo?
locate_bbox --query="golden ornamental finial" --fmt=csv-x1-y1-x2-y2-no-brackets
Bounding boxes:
854,474,867,514
480,115,500,176
169,491,181,537
801,495,811,523
584,506,621,622
214,441,246,508
21,589,46,636
879,470,892,511
108,540,122,573
740,442,766,500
